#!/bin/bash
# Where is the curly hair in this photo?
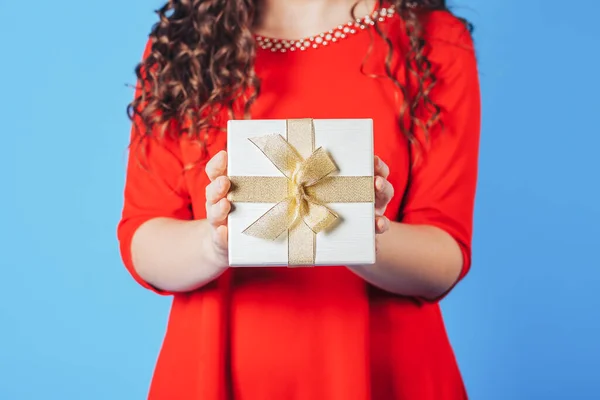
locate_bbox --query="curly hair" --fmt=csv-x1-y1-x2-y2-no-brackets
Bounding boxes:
127,0,472,161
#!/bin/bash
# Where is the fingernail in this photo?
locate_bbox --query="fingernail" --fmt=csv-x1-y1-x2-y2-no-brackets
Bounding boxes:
376,177,382,190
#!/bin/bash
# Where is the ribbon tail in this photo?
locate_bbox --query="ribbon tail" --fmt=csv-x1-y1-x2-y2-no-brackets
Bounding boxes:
242,197,296,240
302,200,339,234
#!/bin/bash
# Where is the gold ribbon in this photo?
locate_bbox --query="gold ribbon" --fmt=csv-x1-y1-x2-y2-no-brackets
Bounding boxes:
228,119,374,266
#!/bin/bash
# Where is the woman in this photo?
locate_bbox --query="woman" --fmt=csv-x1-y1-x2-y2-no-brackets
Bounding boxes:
118,0,480,398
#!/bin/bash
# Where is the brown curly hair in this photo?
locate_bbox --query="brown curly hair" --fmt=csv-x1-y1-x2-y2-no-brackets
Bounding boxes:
127,0,472,161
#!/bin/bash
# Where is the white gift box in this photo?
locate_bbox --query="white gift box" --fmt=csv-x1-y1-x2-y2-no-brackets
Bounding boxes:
227,118,375,267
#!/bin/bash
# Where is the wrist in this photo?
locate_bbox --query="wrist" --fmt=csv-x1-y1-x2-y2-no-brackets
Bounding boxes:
197,220,229,271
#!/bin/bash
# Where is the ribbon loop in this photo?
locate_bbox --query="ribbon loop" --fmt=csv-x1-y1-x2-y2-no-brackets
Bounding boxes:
249,134,302,179
295,147,338,187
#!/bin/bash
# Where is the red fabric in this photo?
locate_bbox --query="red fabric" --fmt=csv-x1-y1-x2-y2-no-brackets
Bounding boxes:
117,10,480,400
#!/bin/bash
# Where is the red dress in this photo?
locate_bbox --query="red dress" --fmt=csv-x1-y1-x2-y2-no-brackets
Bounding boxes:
118,10,480,400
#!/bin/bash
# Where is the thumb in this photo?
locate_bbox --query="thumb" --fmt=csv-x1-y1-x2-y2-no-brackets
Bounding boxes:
213,225,229,255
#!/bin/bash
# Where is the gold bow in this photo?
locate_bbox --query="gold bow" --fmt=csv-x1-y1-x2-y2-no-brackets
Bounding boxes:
228,119,374,266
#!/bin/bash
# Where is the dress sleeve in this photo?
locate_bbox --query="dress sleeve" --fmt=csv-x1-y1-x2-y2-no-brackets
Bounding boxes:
117,40,193,295
401,14,481,299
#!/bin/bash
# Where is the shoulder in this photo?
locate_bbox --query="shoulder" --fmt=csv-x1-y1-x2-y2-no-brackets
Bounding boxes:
385,10,476,66
138,36,155,66
420,10,474,51
417,11,477,78
142,37,153,58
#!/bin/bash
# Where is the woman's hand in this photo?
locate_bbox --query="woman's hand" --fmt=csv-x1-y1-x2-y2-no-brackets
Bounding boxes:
202,152,392,266
374,156,394,235
204,150,231,267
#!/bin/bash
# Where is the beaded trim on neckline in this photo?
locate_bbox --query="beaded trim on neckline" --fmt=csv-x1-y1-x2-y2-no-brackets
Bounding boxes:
255,6,396,53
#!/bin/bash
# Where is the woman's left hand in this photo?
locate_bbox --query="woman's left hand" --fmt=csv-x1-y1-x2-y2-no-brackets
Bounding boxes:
374,156,394,234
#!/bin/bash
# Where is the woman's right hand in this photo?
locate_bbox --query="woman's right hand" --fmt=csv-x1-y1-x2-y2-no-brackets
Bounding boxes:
204,150,231,267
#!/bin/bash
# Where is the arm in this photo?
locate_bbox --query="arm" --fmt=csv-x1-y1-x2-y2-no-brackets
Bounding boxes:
349,223,465,300
117,42,231,295
349,19,480,301
128,218,227,294
118,137,232,294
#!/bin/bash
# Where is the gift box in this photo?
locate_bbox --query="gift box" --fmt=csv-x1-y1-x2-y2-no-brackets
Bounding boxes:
227,118,375,267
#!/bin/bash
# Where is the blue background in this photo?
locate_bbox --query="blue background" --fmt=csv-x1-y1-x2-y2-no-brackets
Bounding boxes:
1,0,598,399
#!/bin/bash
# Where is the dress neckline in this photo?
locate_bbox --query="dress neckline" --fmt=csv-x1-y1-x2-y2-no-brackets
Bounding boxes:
254,5,396,53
